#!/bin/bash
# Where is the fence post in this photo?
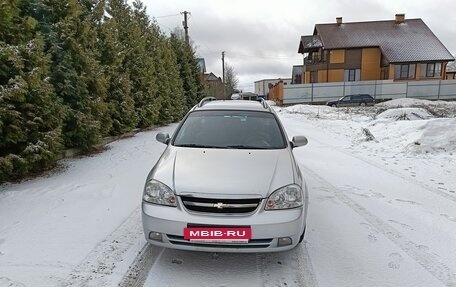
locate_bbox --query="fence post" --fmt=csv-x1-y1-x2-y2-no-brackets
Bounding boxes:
311,83,314,104
405,81,408,98
343,81,346,97
437,80,441,100
374,80,377,100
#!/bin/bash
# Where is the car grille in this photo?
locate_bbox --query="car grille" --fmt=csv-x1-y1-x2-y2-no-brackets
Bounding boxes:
180,196,261,213
166,234,273,249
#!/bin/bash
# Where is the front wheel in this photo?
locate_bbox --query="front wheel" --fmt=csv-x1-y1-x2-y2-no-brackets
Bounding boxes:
360,102,366,106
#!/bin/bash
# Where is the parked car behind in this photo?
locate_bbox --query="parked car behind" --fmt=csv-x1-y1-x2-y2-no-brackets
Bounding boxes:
142,97,309,253
327,94,374,107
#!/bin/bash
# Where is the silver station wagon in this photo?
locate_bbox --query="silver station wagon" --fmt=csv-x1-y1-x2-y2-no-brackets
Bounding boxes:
142,98,309,252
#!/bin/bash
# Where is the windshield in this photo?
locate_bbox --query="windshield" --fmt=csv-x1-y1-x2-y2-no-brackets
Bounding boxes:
173,110,287,149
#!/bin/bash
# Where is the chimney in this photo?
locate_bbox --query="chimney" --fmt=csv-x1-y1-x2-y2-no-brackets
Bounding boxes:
336,17,343,26
395,13,405,24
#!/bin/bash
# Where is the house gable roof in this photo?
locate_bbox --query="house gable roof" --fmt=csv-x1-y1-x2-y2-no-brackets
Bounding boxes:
203,72,221,82
298,35,323,53
300,18,454,63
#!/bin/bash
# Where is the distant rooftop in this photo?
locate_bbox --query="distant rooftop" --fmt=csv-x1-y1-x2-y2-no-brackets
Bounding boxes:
299,15,455,64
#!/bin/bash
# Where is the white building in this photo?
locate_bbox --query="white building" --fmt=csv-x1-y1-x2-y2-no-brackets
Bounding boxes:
254,78,292,99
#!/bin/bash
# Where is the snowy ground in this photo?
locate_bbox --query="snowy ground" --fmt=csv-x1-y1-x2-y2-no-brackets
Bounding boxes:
1,99,456,286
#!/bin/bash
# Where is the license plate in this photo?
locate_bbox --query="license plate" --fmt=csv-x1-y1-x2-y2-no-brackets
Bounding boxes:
184,227,251,243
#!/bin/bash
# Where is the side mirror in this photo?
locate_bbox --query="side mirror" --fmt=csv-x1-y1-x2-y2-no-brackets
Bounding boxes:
291,136,308,148
156,132,170,144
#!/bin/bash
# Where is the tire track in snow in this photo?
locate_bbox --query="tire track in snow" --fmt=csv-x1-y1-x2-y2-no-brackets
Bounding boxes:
60,206,144,287
300,164,456,287
124,242,318,286
118,244,164,287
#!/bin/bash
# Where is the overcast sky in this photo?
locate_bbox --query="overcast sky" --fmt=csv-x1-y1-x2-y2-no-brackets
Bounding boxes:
140,0,456,92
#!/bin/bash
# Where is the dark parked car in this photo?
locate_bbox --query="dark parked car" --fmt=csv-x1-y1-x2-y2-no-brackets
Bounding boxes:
327,94,374,107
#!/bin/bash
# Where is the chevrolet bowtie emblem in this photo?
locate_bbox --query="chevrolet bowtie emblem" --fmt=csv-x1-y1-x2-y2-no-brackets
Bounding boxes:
214,202,226,209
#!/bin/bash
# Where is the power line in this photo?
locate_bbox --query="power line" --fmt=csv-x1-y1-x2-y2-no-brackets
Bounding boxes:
227,52,301,60
154,13,180,19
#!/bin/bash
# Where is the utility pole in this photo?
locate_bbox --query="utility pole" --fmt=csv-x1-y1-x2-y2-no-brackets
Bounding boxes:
181,11,190,45
222,51,226,98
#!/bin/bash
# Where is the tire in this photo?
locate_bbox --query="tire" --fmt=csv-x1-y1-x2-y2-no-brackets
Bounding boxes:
360,102,366,106
298,226,306,244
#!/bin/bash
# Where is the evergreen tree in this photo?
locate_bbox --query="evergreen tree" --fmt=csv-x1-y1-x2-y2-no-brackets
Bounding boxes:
0,0,209,182
129,0,161,128
41,0,111,150
0,0,63,182
154,35,185,124
99,0,137,135
170,30,204,110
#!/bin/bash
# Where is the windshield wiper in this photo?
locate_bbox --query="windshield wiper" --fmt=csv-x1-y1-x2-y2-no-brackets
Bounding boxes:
174,144,223,148
225,145,269,149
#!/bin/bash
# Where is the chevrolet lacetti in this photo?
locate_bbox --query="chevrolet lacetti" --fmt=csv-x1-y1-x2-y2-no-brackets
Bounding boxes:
142,98,309,252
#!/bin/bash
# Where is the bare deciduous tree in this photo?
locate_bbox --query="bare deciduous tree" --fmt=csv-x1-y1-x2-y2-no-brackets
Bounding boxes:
224,64,239,99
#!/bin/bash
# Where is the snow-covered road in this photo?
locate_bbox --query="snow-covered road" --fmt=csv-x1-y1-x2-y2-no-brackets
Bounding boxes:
1,100,456,287
281,113,456,287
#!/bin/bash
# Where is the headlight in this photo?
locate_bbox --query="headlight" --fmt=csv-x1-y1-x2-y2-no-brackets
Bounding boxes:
143,179,177,207
265,184,303,210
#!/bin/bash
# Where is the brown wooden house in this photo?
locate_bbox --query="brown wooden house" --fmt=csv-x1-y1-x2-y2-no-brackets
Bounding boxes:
203,72,225,100
298,14,455,84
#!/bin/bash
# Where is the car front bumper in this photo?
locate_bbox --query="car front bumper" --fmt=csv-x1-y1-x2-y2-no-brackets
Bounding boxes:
141,201,307,253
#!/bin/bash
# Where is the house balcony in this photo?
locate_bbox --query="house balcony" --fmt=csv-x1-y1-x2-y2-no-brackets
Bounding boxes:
304,57,328,71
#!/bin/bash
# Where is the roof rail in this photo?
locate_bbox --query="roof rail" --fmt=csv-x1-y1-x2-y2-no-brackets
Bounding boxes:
198,97,217,107
257,98,269,110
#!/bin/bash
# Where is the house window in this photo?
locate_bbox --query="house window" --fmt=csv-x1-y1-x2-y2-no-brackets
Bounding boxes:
394,64,416,80
400,64,409,78
425,63,441,78
310,71,318,83
348,69,356,81
426,63,435,77
420,63,442,78
344,69,360,81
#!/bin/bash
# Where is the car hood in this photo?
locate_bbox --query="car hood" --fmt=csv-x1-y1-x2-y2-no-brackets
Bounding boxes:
151,146,295,198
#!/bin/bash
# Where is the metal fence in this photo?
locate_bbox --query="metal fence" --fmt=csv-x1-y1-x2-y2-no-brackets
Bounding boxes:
282,79,456,104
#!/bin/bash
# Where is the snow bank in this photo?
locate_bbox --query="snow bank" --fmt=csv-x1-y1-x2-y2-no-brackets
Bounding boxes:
281,104,371,121
375,108,434,121
278,101,456,155
406,118,456,153
376,98,437,108
377,98,456,118
283,104,332,116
